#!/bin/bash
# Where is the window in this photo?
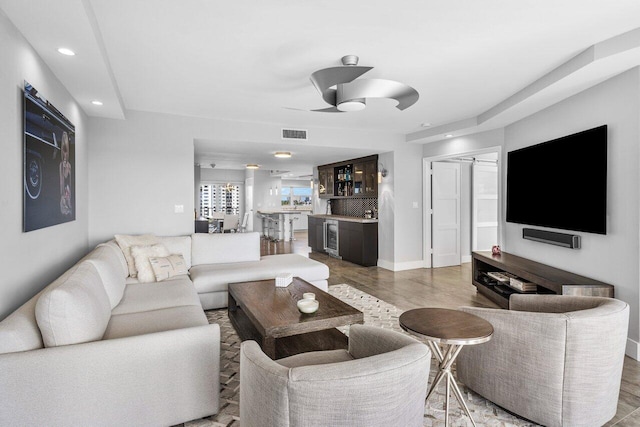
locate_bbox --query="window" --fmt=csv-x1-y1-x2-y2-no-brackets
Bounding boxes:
281,187,290,205
280,186,312,206
200,183,241,217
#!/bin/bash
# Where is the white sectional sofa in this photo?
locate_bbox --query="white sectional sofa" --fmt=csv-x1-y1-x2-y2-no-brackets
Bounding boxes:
0,231,329,426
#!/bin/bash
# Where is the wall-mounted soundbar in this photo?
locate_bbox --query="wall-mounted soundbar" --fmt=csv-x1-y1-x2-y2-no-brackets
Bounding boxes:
522,228,581,249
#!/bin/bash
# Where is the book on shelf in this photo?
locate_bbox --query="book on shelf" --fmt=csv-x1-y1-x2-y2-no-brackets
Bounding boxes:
509,277,537,292
486,271,516,283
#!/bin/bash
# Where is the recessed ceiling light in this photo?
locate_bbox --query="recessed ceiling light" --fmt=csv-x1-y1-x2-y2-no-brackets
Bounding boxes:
445,134,454,138
57,47,75,56
421,122,431,127
274,151,292,158
246,164,260,169
91,100,103,106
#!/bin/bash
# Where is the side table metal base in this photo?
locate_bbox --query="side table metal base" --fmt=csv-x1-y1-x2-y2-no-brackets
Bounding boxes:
426,341,476,427
398,307,493,427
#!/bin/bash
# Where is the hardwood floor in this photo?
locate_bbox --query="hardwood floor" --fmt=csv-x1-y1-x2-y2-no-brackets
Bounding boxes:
262,231,640,426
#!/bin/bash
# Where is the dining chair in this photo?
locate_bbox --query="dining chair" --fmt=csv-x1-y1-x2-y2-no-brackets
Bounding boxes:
222,214,239,233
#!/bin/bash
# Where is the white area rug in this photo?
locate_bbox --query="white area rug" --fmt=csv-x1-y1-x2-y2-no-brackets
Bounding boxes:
184,284,538,427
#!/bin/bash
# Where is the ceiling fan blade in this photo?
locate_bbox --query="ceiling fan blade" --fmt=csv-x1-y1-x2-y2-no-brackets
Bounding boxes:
337,78,419,110
310,106,343,113
284,106,343,113
310,66,373,106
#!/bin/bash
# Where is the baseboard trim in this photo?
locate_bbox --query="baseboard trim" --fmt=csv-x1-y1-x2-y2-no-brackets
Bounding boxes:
377,259,424,272
626,338,639,360
461,255,472,264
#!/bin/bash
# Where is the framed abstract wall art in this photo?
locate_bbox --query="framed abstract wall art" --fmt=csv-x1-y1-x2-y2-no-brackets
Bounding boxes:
23,81,76,232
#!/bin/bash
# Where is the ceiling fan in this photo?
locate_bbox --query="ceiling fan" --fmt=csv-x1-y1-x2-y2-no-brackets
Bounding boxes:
308,55,419,113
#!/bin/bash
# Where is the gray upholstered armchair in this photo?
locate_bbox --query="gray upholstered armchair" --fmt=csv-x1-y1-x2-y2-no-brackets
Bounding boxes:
240,324,431,427
457,295,629,427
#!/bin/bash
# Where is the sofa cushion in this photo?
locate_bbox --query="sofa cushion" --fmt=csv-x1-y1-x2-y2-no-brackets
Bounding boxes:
189,253,329,294
150,254,189,281
114,234,160,277
103,305,207,340
111,276,200,316
35,262,111,347
131,244,170,283
96,240,129,278
157,235,192,269
84,245,127,309
191,232,260,266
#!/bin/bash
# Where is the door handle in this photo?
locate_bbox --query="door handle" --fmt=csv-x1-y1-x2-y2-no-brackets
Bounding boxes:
323,222,327,251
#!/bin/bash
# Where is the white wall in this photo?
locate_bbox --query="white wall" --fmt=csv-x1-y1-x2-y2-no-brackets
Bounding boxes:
200,168,245,183
88,112,194,245
392,145,425,268
375,145,425,270
193,164,201,217
423,128,505,159
504,67,640,356
0,10,89,320
378,151,395,266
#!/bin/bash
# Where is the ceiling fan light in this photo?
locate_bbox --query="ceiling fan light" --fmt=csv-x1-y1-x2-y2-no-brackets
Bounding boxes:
337,100,366,112
274,151,292,158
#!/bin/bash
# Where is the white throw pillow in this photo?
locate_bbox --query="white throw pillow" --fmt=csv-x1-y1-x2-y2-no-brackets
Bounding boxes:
149,254,189,282
131,244,170,283
114,234,159,277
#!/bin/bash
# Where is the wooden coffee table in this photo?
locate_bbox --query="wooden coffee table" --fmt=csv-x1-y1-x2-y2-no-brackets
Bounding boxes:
228,277,363,359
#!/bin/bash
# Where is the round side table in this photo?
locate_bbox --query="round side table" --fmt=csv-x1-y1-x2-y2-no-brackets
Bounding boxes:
399,308,493,427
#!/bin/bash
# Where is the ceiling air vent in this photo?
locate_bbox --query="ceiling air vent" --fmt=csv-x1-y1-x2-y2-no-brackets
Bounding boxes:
282,128,308,140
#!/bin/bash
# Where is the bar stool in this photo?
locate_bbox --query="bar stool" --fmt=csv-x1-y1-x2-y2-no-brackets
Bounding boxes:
288,216,298,241
257,214,269,239
268,216,281,242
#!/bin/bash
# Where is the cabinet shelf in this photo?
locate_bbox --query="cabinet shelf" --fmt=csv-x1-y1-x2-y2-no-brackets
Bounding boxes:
472,251,614,309
318,155,378,199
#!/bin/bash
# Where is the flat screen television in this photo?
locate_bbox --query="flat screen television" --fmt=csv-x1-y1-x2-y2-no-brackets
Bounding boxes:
506,125,607,235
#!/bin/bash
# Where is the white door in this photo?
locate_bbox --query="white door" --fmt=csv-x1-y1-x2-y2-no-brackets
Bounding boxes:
472,163,498,251
432,162,461,267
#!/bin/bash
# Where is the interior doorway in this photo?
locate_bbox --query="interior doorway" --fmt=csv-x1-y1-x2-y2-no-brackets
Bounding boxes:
423,148,501,269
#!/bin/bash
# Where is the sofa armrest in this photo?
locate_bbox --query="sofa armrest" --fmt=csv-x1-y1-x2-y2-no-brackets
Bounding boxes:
0,324,220,427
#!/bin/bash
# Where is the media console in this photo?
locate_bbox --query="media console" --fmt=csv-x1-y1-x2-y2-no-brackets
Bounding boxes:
472,251,613,309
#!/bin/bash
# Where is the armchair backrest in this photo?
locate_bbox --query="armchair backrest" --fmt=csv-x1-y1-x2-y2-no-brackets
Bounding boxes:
458,295,629,427
240,325,431,427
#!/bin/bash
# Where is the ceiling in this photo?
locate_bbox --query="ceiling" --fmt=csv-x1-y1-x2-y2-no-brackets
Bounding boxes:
3,0,640,173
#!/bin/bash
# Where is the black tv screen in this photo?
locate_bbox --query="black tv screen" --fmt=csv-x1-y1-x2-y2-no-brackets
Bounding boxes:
506,125,607,235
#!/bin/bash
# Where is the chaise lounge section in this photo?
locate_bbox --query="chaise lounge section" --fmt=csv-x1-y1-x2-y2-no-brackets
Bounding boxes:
190,232,329,309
